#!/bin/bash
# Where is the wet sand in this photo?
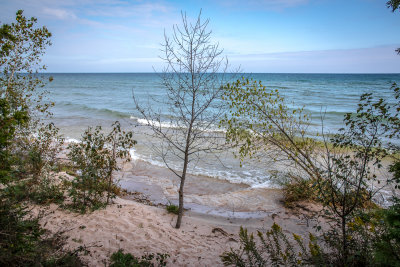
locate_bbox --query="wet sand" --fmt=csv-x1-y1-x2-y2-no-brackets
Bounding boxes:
117,158,285,216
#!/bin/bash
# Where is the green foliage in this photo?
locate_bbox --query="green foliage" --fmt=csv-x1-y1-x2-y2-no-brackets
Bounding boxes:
110,249,169,267
1,9,55,184
221,224,325,267
281,176,318,207
0,10,85,266
1,9,56,185
222,78,400,266
0,97,29,183
166,202,179,215
221,78,319,178
387,0,400,12
1,176,64,205
387,0,400,54
222,217,397,267
372,202,400,266
0,10,53,124
67,121,136,212
28,175,65,204
25,122,64,181
0,191,83,266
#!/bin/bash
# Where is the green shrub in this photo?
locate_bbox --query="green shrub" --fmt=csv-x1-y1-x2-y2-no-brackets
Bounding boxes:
222,209,400,267
281,176,318,207
371,201,400,266
0,10,84,267
221,224,325,267
29,175,65,205
0,192,84,266
110,249,169,267
166,202,179,215
67,122,136,213
2,175,65,205
26,123,64,182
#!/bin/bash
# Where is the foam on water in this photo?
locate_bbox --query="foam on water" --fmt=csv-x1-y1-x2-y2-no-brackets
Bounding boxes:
65,138,80,143
128,148,279,188
46,73,400,191
131,115,226,133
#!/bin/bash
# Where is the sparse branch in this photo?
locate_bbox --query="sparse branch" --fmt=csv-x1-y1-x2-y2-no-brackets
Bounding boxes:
133,10,234,229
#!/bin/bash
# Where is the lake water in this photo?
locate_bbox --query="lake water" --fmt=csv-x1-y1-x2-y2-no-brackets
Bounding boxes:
42,73,400,189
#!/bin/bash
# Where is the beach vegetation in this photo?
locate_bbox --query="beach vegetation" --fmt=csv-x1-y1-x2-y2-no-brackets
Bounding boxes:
0,10,86,266
221,224,326,267
25,122,64,181
280,175,318,207
221,77,400,266
0,197,84,266
1,8,53,183
166,202,179,215
110,249,170,267
67,121,136,212
387,0,400,54
134,11,232,228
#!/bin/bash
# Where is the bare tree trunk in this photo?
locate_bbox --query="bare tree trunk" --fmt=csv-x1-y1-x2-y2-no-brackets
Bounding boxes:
342,216,347,267
176,124,192,228
106,139,116,205
176,164,187,228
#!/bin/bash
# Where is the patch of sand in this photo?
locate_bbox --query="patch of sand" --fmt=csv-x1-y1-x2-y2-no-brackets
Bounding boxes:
37,196,318,266
39,198,241,266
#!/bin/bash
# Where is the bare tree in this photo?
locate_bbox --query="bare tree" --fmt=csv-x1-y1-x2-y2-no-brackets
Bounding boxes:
134,11,231,228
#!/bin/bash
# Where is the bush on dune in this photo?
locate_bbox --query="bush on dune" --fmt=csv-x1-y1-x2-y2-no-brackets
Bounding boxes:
66,122,136,213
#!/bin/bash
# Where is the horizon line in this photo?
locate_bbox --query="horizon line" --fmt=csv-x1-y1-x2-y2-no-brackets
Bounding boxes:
38,72,400,75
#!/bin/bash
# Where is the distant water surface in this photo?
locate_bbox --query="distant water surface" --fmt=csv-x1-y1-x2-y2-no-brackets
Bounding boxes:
42,73,400,189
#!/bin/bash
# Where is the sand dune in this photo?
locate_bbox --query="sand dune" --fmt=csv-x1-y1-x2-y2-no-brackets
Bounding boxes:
37,194,318,266
39,198,242,266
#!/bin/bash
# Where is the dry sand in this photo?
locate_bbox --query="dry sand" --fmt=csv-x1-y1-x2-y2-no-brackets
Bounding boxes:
37,194,319,266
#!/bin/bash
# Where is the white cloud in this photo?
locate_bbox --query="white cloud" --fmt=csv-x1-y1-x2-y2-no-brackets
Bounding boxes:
215,0,309,10
229,45,400,73
42,7,77,20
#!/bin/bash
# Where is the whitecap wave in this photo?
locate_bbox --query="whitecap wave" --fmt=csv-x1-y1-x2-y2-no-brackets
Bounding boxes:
130,116,226,133
128,148,278,188
65,138,80,144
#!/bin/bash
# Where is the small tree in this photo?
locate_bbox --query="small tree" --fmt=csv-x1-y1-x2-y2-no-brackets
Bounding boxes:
67,121,135,212
0,10,52,127
220,78,320,181
134,11,230,228
0,10,55,183
26,122,64,181
221,78,396,266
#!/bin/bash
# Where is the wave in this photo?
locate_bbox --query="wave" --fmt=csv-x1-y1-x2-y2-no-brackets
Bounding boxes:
130,116,226,133
128,148,279,189
65,138,80,144
130,116,179,129
60,102,131,118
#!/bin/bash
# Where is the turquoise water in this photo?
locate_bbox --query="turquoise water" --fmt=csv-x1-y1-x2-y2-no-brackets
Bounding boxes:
44,73,399,131
42,73,400,188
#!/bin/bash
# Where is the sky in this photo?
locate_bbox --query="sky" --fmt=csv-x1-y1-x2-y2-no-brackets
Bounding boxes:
1,0,399,73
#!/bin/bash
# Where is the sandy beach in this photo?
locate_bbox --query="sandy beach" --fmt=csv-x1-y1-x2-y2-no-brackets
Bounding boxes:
37,196,318,266
35,163,320,266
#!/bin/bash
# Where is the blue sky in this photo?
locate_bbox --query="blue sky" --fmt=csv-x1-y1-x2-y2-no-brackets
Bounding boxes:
1,0,399,73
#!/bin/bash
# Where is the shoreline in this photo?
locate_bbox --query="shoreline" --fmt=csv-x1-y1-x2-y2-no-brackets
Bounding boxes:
116,156,287,215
